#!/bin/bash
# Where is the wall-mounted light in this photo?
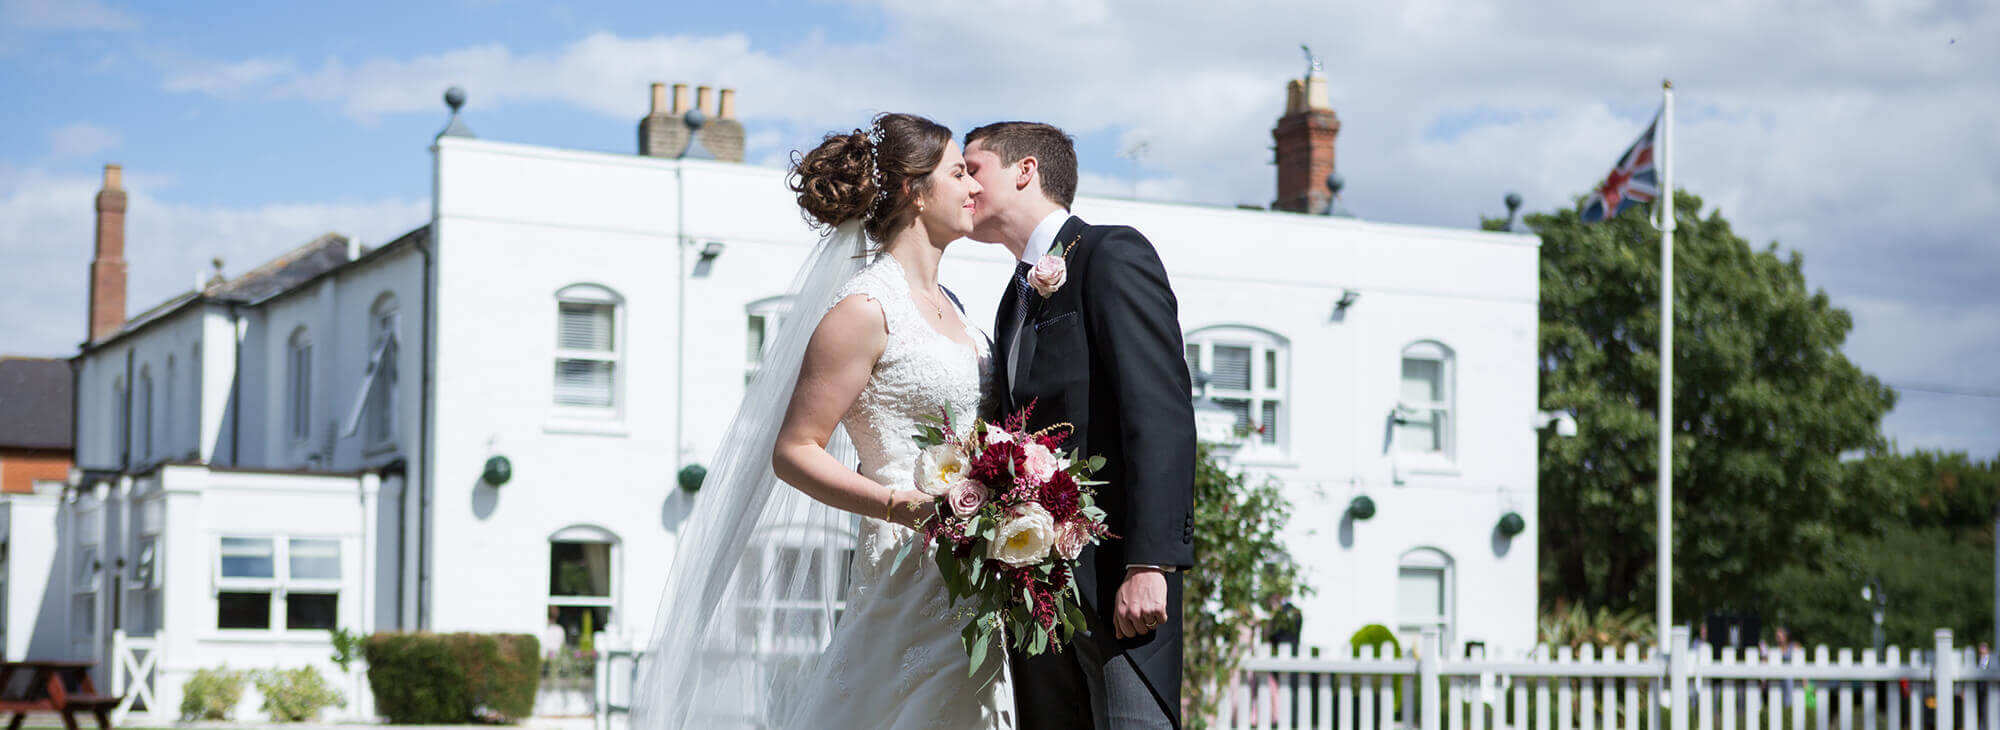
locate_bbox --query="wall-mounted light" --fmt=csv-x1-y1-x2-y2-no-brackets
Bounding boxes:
1533,410,1578,438
699,241,726,262
1335,288,1360,312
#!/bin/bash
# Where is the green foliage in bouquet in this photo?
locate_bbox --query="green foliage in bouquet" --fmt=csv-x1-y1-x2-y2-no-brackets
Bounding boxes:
1181,444,1307,730
903,406,1111,681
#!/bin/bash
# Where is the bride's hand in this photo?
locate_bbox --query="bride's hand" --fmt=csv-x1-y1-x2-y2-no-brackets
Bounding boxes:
886,489,938,529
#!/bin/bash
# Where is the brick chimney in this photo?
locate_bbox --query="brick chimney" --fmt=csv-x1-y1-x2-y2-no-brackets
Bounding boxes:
1271,75,1340,213
697,86,746,163
638,82,689,157
638,82,745,162
88,164,128,343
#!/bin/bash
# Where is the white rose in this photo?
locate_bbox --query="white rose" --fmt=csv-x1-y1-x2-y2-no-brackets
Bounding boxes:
915,443,968,496
988,503,1058,568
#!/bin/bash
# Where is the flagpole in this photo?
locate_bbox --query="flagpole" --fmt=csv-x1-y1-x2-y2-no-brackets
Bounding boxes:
1656,78,1677,650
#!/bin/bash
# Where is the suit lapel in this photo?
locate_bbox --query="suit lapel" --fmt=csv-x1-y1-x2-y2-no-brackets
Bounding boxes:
1011,216,1087,396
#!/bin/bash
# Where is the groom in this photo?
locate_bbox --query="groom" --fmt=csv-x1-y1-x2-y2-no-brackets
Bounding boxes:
966,121,1196,730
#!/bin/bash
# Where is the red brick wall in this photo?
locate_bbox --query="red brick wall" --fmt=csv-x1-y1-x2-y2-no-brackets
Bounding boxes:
1,449,71,494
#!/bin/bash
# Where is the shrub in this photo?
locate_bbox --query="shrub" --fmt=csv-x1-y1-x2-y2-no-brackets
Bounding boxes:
180,666,248,721
253,666,346,722
364,632,541,724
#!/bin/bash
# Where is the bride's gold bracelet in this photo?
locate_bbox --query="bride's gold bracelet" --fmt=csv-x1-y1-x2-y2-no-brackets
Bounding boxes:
884,490,898,524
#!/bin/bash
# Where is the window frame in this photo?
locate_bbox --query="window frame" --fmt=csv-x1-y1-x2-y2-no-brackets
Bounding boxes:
547,525,620,649
733,521,858,655
212,533,344,633
744,295,790,384
1184,325,1291,458
1396,340,1456,469
552,284,625,419
1395,547,1455,651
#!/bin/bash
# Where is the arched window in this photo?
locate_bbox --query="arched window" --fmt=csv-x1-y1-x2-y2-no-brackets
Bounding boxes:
1397,547,1455,650
733,521,858,651
553,285,623,412
164,355,176,458
111,377,126,462
136,365,153,461
1183,326,1290,454
547,525,620,648
1397,341,1454,460
745,295,790,383
367,294,400,444
287,327,312,442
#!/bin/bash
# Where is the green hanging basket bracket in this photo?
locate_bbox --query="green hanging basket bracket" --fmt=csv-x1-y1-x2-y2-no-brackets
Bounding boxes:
678,464,707,493
481,456,512,487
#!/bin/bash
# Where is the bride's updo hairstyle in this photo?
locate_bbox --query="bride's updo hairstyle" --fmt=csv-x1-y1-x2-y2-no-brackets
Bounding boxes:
790,112,953,244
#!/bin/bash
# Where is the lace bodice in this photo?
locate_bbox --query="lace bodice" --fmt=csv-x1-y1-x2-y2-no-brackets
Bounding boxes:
834,256,990,490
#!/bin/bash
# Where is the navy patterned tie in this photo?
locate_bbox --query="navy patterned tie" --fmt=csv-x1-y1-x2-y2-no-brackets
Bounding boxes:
1006,260,1033,384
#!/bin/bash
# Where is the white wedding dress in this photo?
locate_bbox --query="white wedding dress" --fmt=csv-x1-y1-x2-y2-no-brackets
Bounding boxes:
777,255,1016,730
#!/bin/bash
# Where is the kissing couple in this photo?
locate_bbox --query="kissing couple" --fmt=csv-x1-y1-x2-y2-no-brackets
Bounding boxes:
636,114,1197,730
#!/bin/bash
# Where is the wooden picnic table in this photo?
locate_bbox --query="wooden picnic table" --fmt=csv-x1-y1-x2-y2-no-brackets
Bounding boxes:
0,660,118,730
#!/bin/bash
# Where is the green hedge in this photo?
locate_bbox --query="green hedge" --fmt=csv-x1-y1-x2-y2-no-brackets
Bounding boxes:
363,633,541,724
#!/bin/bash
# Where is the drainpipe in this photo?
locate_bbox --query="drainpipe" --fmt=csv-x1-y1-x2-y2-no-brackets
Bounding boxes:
412,234,435,630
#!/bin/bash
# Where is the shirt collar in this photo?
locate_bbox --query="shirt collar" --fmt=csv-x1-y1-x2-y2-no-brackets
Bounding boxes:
1022,209,1072,265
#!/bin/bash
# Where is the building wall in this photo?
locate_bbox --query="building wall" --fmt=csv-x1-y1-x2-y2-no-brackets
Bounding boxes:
0,490,64,660
427,137,1541,652
1,449,71,495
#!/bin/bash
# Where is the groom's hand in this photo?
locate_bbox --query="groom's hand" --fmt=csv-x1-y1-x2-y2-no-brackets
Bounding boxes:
1114,566,1169,639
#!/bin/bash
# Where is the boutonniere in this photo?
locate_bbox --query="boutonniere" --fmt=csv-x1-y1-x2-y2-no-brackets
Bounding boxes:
1029,235,1079,298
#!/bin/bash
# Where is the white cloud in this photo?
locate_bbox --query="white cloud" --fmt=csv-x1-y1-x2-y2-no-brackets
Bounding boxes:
0,0,135,31
160,56,294,96
0,164,426,356
45,121,120,162
128,0,2000,455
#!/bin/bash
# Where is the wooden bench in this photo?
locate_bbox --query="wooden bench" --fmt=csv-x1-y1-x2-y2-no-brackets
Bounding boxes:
0,660,117,730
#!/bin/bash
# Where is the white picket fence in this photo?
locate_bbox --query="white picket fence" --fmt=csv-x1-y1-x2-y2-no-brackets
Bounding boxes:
1217,627,2000,730
589,627,1999,730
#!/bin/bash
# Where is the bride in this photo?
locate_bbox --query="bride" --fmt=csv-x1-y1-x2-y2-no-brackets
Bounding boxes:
631,113,1014,730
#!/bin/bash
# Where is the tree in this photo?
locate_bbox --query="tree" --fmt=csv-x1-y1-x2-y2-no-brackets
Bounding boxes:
1766,450,1997,647
1518,191,1898,621
1182,443,1307,729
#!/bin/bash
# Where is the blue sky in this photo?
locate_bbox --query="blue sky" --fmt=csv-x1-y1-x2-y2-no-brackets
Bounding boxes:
3,0,1996,457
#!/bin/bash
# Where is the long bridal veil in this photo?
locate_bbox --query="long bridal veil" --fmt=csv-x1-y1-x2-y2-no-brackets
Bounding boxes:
632,222,871,730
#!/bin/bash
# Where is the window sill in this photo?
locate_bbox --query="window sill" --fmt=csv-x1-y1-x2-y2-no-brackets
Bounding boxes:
1230,455,1299,469
363,440,401,458
1400,458,1462,478
544,419,630,438
200,631,340,645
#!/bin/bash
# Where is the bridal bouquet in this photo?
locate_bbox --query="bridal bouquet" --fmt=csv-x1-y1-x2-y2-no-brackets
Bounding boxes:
897,402,1113,678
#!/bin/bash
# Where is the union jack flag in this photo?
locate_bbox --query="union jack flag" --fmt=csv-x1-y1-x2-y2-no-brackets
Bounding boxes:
1580,112,1660,223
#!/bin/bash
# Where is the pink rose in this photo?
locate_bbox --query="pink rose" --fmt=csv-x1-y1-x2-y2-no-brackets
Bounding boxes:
1030,254,1067,297
1055,521,1091,561
1021,442,1060,484
946,481,990,518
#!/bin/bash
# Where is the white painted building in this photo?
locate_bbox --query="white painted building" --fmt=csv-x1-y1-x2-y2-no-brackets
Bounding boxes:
8,75,1540,717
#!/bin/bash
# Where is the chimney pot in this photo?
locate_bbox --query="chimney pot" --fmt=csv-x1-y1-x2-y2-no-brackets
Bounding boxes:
89,163,130,342
718,88,736,120
671,83,690,114
649,83,667,115
695,85,713,113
